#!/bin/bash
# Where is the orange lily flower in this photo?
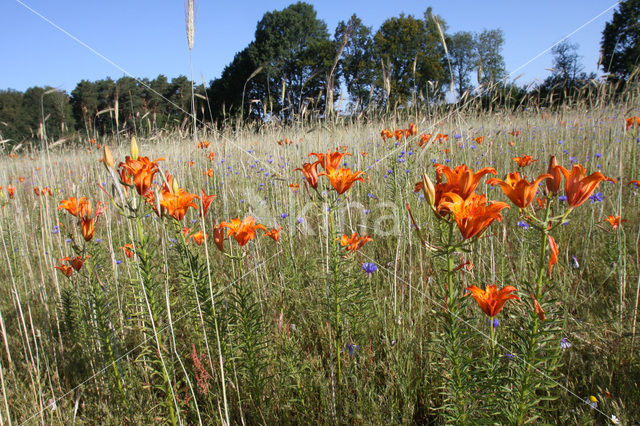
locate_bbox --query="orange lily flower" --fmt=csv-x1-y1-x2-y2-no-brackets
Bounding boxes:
57,197,87,217
629,180,640,187
6,185,15,199
184,161,195,167
604,215,626,230
79,199,106,242
418,133,431,148
319,167,365,195
361,151,368,157
625,116,640,130
434,133,448,142
200,190,216,217
68,256,84,271
309,151,352,171
122,244,134,258
207,152,215,161
160,189,198,221
546,155,563,195
465,284,520,317
508,130,520,137
213,224,225,252
535,197,547,209
220,216,267,246
548,235,558,279
289,183,300,193
191,231,206,245
118,156,164,195
512,155,537,167
394,129,404,140
435,163,497,200
204,169,214,178
413,180,460,216
440,193,510,239
293,162,320,189
339,232,372,253
407,122,417,136
381,129,393,140
487,172,552,208
474,136,483,144
197,141,210,149
560,164,616,208
54,260,73,277
265,227,281,242
58,197,105,241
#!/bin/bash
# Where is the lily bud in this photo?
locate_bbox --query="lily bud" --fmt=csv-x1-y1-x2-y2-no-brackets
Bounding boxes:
422,173,436,207
546,155,562,195
171,176,180,195
103,145,114,169
130,136,139,160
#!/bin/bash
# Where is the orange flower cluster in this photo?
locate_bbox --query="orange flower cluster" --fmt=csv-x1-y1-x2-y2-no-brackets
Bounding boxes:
487,172,551,209
33,187,53,196
625,116,640,130
196,141,210,149
415,164,497,216
414,164,508,239
508,130,520,137
7,185,15,199
294,151,364,195
58,197,106,241
118,156,164,196
488,156,615,209
54,256,84,277
277,138,293,145
380,123,417,141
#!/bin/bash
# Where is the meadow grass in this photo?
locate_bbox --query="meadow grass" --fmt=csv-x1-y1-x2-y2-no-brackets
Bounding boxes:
0,95,639,424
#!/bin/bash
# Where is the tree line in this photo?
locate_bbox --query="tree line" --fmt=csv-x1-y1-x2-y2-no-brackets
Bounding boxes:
1,0,639,148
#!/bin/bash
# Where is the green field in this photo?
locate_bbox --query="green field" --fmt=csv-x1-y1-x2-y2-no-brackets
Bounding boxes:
0,97,639,424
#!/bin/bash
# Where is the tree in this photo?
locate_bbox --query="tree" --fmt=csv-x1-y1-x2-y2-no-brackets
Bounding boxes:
0,90,28,145
335,15,377,110
475,29,506,85
448,31,476,97
551,41,584,82
251,2,332,119
374,13,444,106
601,0,640,82
70,80,99,135
539,41,595,94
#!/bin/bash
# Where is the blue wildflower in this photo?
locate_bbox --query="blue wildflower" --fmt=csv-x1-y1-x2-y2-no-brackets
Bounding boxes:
589,192,603,203
362,262,377,274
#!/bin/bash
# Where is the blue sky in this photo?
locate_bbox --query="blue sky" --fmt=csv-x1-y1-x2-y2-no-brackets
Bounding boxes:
0,1,620,93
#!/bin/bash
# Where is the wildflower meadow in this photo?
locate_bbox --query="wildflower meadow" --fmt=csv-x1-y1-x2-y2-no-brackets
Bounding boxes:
0,89,638,424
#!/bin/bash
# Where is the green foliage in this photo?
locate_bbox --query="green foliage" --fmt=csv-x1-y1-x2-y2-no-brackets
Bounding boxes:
601,0,640,82
374,13,445,106
448,31,477,98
